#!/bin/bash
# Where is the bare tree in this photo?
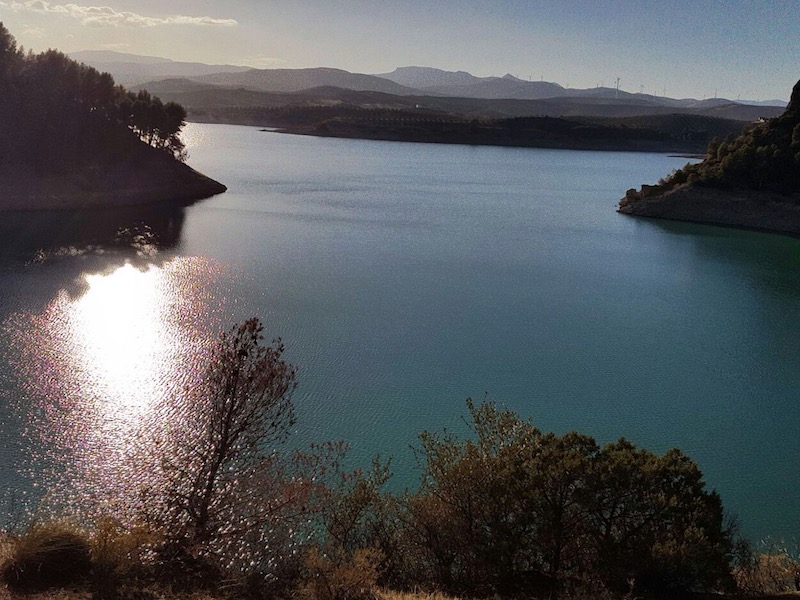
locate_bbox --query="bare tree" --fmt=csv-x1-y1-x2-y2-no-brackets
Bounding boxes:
153,318,299,548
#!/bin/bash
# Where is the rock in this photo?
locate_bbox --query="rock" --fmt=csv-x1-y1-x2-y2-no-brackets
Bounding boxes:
618,184,800,234
0,149,226,211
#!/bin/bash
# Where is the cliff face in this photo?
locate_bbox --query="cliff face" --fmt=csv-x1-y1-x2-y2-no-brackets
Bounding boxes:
619,79,800,233
0,22,226,211
0,144,226,211
619,185,800,234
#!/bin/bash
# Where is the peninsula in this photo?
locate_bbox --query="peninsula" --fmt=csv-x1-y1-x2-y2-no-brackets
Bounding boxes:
619,79,800,234
0,23,225,211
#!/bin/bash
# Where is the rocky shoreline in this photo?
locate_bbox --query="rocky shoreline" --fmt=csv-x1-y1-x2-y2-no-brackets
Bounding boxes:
0,153,226,212
618,184,800,235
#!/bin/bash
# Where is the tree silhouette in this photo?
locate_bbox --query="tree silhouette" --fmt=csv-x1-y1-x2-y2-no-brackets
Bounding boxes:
0,22,190,168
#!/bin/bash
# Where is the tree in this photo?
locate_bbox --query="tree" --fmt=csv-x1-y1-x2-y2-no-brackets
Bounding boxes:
124,317,356,585
0,23,192,168
395,401,734,596
153,318,297,546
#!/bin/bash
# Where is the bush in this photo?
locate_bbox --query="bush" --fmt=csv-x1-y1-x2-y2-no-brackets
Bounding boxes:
390,400,734,596
302,546,383,600
90,517,158,592
1,521,91,591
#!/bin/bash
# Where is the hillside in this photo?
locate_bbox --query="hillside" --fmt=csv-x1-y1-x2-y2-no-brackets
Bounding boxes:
619,79,800,234
70,53,785,123
68,50,252,87
0,24,225,210
186,67,420,95
139,78,783,124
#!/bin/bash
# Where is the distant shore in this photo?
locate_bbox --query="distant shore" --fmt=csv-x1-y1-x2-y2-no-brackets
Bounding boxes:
0,153,226,212
277,121,712,154
186,112,742,155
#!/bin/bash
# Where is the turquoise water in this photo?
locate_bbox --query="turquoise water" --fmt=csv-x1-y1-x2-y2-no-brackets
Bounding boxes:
2,123,800,541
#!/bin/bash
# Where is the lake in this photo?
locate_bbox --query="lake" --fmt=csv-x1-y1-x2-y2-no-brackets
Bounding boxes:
2,123,800,543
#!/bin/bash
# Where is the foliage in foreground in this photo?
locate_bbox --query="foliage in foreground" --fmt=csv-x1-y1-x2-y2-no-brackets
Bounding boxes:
372,401,736,596
0,318,763,598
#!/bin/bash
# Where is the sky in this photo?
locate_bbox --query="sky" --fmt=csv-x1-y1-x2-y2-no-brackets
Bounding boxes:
1,0,798,101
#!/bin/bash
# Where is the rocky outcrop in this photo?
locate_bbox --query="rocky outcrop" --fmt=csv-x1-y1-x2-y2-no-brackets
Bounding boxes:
0,151,226,211
618,79,800,234
619,184,800,234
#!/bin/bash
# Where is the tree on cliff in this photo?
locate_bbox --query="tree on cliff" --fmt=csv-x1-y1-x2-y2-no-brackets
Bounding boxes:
664,79,800,195
0,22,189,167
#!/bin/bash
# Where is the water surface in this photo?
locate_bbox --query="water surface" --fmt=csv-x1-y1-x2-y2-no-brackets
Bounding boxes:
2,124,799,541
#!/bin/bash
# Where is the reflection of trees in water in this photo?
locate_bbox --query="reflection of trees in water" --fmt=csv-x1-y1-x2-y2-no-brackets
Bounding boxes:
0,204,187,314
635,218,800,301
630,217,800,397
0,204,186,260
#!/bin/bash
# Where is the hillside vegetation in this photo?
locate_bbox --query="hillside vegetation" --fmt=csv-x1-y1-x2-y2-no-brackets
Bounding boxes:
0,24,186,167
619,79,800,233
0,23,225,209
660,80,800,194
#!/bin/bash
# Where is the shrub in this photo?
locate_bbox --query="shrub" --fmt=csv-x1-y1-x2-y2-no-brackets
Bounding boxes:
302,546,383,600
392,400,734,596
90,517,158,591
1,521,91,591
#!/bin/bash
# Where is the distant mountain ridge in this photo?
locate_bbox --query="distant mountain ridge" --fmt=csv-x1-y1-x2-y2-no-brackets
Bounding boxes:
68,50,251,87
376,66,565,99
376,66,482,88
188,67,419,95
68,50,787,108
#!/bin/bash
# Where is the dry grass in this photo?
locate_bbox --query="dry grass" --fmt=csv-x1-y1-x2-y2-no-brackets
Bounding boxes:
375,589,460,600
0,522,91,592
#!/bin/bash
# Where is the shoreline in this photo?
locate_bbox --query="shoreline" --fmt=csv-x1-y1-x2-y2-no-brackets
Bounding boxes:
185,116,726,155
276,125,710,154
618,184,800,236
0,155,226,212
273,120,715,154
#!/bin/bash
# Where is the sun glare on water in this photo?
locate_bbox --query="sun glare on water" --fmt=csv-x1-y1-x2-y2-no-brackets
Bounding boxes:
6,257,224,505
73,263,170,422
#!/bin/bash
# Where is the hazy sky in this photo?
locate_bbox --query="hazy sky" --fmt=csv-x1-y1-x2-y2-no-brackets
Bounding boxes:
1,0,798,100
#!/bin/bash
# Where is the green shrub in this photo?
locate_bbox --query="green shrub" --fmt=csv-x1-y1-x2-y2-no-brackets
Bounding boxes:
391,400,734,596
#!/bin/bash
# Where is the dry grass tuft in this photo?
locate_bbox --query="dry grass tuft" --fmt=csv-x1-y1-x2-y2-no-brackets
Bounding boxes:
375,589,460,600
0,522,91,593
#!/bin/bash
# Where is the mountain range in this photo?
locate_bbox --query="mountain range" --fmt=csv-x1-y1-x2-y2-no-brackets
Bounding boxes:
68,50,251,87
69,51,787,109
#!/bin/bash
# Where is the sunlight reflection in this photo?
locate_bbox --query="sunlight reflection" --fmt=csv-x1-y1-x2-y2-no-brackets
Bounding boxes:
5,256,225,516
73,263,168,423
